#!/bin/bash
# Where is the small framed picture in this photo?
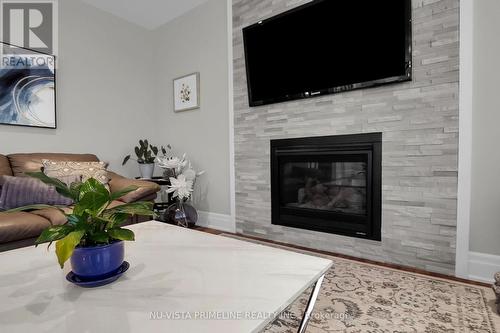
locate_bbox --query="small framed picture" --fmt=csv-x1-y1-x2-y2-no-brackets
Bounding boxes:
173,72,200,112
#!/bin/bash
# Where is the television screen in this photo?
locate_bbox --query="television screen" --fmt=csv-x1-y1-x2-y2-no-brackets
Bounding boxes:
243,0,412,107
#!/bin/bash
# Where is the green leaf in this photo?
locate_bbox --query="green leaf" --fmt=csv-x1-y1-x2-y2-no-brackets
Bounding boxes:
110,185,138,201
66,215,79,225
35,225,73,245
79,178,109,200
66,214,91,231
102,212,130,228
55,230,85,268
93,216,117,227
76,192,109,216
104,201,154,217
69,181,83,202
25,172,75,200
88,231,109,244
150,145,158,156
6,204,67,216
122,155,131,166
108,228,135,241
135,146,141,159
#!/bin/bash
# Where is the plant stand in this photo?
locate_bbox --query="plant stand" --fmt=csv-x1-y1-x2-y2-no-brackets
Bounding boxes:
135,177,173,222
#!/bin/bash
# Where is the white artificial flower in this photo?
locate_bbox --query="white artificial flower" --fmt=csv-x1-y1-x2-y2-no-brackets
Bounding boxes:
166,174,193,200
157,154,188,173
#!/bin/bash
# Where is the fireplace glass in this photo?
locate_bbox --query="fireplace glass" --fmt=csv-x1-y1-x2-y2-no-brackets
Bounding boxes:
281,160,367,215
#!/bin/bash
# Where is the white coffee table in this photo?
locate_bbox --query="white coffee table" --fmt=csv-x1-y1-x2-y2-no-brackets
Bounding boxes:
0,221,332,332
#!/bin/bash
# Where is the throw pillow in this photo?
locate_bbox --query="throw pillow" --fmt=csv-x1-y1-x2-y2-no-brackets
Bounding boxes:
0,175,79,210
42,160,110,186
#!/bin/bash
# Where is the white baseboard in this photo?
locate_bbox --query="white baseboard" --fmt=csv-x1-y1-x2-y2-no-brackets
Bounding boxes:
468,251,500,283
197,211,235,233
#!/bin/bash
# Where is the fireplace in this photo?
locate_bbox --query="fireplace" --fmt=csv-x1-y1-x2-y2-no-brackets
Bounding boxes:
271,133,382,240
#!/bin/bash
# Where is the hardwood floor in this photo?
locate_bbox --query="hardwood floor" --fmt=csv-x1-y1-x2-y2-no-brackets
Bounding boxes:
194,226,491,288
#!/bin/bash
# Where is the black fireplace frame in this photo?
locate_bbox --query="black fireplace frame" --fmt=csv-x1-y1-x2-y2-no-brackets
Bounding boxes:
271,133,382,241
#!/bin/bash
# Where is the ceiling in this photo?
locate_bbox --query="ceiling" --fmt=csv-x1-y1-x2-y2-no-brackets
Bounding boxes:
81,0,209,30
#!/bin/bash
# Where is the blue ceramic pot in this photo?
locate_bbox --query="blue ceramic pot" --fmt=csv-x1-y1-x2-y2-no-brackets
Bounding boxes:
70,241,124,279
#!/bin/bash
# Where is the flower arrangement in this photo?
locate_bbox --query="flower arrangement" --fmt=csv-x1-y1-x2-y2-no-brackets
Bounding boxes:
156,152,204,227
157,153,204,201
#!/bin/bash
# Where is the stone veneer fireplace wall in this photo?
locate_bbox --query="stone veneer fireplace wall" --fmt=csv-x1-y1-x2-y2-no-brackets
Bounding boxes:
233,0,459,274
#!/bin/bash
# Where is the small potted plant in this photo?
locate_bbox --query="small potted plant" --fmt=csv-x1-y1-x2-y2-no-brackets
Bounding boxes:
8,172,155,287
122,139,160,179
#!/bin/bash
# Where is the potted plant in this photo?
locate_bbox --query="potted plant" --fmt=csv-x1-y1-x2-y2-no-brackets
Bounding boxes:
8,172,155,286
122,139,160,179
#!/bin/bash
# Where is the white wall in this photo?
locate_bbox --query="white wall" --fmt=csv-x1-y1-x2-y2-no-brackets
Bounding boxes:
0,0,155,177
152,0,230,215
469,0,500,256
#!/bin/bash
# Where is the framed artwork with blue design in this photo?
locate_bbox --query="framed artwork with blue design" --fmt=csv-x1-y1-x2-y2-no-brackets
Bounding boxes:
0,42,56,129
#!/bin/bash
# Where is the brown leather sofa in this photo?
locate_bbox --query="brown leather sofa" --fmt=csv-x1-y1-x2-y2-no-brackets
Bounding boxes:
0,153,161,252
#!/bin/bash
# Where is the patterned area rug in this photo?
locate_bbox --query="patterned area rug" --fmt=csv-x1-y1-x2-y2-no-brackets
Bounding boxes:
222,235,500,333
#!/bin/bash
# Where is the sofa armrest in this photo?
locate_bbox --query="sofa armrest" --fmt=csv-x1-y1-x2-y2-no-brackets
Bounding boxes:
108,171,161,203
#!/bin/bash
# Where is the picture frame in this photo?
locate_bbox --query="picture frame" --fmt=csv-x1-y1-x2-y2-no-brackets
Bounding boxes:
0,42,56,129
173,72,200,112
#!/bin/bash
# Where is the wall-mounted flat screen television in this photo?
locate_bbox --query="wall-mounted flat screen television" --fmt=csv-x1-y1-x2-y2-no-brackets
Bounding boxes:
242,0,412,107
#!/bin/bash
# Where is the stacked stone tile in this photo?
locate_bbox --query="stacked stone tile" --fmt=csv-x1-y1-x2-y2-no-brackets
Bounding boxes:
233,0,459,275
